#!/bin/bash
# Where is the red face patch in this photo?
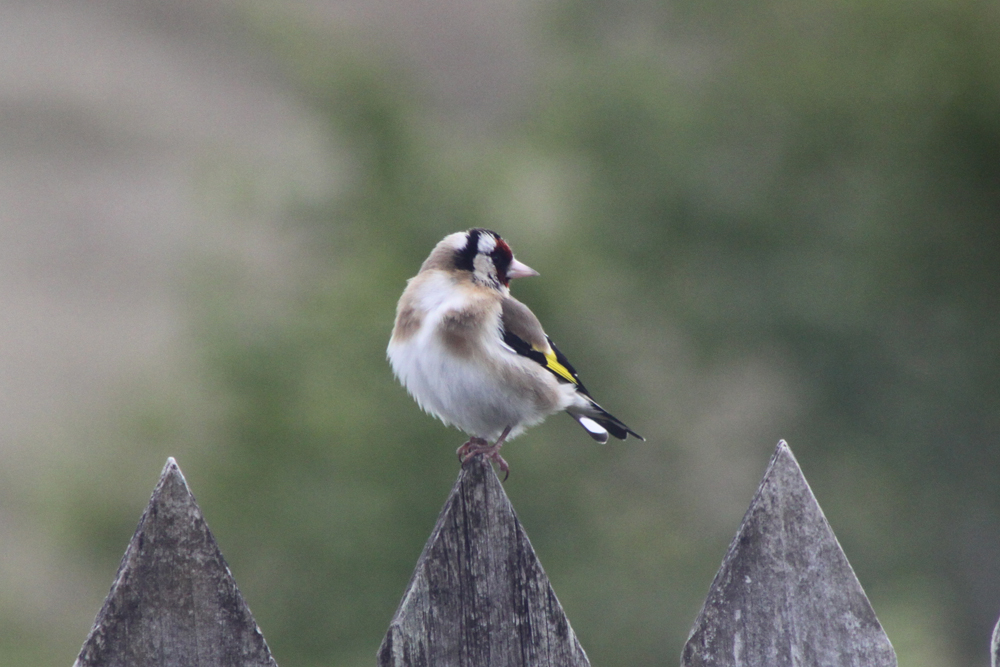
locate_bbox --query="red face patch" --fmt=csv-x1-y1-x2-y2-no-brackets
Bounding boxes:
491,238,514,285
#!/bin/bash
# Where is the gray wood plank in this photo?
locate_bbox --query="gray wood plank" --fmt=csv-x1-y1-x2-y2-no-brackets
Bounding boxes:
378,455,590,667
74,457,277,667
682,440,897,667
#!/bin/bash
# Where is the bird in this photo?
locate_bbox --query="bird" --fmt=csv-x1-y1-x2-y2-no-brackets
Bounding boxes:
387,228,643,478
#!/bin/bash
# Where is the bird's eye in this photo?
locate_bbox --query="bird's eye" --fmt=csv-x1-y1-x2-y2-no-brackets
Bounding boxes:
491,240,513,283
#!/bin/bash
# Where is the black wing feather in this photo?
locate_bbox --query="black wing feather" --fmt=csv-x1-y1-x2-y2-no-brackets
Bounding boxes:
501,327,593,393
500,324,643,441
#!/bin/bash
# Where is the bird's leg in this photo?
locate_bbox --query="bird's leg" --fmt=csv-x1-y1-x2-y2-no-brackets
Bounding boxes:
458,426,513,481
456,437,489,461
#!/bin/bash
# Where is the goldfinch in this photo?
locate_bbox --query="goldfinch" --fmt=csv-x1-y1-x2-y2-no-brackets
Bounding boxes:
387,228,643,477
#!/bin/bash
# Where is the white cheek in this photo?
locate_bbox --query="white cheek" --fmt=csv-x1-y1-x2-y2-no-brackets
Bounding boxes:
473,254,495,279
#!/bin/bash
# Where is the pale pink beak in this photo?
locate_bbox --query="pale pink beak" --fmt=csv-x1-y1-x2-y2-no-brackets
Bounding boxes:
507,258,539,280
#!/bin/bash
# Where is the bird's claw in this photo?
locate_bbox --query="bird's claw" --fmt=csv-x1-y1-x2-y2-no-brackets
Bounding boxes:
457,437,510,481
456,437,488,461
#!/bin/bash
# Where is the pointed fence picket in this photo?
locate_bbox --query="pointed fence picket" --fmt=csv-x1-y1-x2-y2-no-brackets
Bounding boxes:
377,455,590,667
71,442,989,666
73,458,276,667
682,441,895,667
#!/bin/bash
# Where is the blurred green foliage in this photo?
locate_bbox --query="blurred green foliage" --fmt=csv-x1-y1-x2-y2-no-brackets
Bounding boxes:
22,1,1000,666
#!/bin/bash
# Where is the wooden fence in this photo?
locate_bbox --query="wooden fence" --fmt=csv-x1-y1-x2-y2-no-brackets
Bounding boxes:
72,442,991,666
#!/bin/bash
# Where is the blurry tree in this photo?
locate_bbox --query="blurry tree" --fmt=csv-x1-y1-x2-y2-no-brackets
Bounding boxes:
533,0,1000,664
44,1,1000,667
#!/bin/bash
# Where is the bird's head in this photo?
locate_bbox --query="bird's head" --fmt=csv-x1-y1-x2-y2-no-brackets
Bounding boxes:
428,229,538,289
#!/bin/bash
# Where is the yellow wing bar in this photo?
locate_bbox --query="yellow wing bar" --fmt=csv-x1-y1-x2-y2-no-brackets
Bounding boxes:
543,348,577,384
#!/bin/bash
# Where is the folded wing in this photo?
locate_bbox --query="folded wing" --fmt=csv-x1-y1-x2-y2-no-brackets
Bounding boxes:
499,297,644,443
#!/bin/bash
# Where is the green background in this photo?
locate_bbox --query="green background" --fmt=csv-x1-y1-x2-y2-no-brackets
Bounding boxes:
3,1,999,665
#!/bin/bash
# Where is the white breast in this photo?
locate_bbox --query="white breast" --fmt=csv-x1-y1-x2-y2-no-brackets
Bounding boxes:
388,273,574,441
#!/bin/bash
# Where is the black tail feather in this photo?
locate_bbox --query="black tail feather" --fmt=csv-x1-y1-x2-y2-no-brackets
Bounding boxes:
570,402,644,443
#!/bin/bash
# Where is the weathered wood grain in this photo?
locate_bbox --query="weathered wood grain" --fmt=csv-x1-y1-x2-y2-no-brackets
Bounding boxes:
682,440,897,667
378,455,590,667
74,457,277,667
